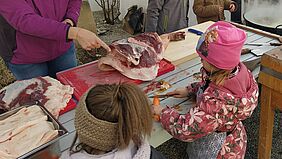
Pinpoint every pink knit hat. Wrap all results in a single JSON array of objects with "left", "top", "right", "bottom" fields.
[{"left": 196, "top": 21, "right": 247, "bottom": 70}]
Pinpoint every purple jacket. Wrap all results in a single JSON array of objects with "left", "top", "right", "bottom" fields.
[{"left": 0, "top": 0, "right": 82, "bottom": 64}]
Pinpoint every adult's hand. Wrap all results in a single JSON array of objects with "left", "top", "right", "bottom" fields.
[
  {"left": 169, "top": 32, "right": 186, "bottom": 41},
  {"left": 68, "top": 27, "right": 111, "bottom": 52},
  {"left": 166, "top": 87, "right": 190, "bottom": 98},
  {"left": 229, "top": 4, "right": 236, "bottom": 12},
  {"left": 62, "top": 19, "right": 74, "bottom": 26}
]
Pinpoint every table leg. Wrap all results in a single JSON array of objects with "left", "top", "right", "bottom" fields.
[{"left": 258, "top": 85, "right": 275, "bottom": 159}]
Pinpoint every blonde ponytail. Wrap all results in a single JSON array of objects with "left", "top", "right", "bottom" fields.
[{"left": 204, "top": 62, "right": 232, "bottom": 86}]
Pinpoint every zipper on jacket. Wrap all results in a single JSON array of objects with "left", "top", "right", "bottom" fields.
[
  {"left": 183, "top": 0, "right": 189, "bottom": 24},
  {"left": 163, "top": 15, "right": 168, "bottom": 33},
  {"left": 31, "top": 0, "right": 42, "bottom": 16}
]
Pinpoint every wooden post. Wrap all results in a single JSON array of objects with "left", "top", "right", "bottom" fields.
[
  {"left": 258, "top": 46, "right": 282, "bottom": 159},
  {"left": 258, "top": 85, "right": 275, "bottom": 159}
]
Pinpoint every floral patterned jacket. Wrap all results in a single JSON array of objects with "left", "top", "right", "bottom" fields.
[{"left": 160, "top": 63, "right": 259, "bottom": 159}]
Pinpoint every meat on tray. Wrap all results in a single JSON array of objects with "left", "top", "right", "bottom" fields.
[
  {"left": 0, "top": 76, "right": 73, "bottom": 117},
  {"left": 98, "top": 32, "right": 185, "bottom": 81},
  {"left": 0, "top": 106, "right": 58, "bottom": 159}
]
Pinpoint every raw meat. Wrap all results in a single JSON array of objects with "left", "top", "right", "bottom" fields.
[
  {"left": 0, "top": 76, "right": 73, "bottom": 117},
  {"left": 0, "top": 105, "right": 58, "bottom": 159},
  {"left": 98, "top": 32, "right": 185, "bottom": 81}
]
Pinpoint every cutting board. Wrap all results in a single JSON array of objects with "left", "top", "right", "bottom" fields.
[
  {"left": 57, "top": 59, "right": 175, "bottom": 100},
  {"left": 164, "top": 21, "right": 215, "bottom": 65},
  {"left": 59, "top": 98, "right": 77, "bottom": 115}
]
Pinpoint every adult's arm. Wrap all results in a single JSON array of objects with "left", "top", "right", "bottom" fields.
[
  {"left": 193, "top": 0, "right": 220, "bottom": 18},
  {"left": 0, "top": 0, "right": 70, "bottom": 41},
  {"left": 68, "top": 27, "right": 111, "bottom": 52},
  {"left": 145, "top": 0, "right": 165, "bottom": 32},
  {"left": 64, "top": 0, "right": 82, "bottom": 26}
]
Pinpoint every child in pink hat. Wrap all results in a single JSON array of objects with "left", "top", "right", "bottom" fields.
[{"left": 153, "top": 21, "right": 259, "bottom": 158}]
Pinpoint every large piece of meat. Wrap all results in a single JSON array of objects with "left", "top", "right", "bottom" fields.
[
  {"left": 98, "top": 32, "right": 185, "bottom": 81},
  {"left": 0, "top": 76, "right": 73, "bottom": 117},
  {"left": 0, "top": 106, "right": 58, "bottom": 159}
]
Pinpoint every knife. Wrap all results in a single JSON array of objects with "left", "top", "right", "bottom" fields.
[
  {"left": 242, "top": 58, "right": 261, "bottom": 71},
  {"left": 187, "top": 28, "right": 204, "bottom": 36},
  {"left": 148, "top": 94, "right": 172, "bottom": 98},
  {"left": 242, "top": 47, "right": 276, "bottom": 56},
  {"left": 245, "top": 42, "right": 282, "bottom": 46}
]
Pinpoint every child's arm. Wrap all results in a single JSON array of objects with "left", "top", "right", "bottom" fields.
[
  {"left": 165, "top": 82, "right": 200, "bottom": 98},
  {"left": 145, "top": 0, "right": 165, "bottom": 32},
  {"left": 160, "top": 85, "right": 259, "bottom": 142},
  {"left": 160, "top": 99, "right": 219, "bottom": 142},
  {"left": 193, "top": 0, "right": 221, "bottom": 18}
]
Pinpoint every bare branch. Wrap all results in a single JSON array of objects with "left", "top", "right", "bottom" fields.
[
  {"left": 94, "top": 0, "right": 120, "bottom": 24},
  {"left": 112, "top": 0, "right": 116, "bottom": 6},
  {"left": 94, "top": 0, "right": 103, "bottom": 8}
]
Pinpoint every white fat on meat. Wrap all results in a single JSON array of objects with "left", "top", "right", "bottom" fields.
[
  {"left": 98, "top": 32, "right": 164, "bottom": 81},
  {"left": 0, "top": 106, "right": 47, "bottom": 143},
  {"left": 43, "top": 77, "right": 73, "bottom": 117},
  {"left": 127, "top": 34, "right": 164, "bottom": 61},
  {"left": 99, "top": 55, "right": 159, "bottom": 81},
  {"left": 0, "top": 76, "right": 73, "bottom": 117},
  {"left": 0, "top": 106, "right": 58, "bottom": 159},
  {"left": 114, "top": 39, "right": 145, "bottom": 65}
]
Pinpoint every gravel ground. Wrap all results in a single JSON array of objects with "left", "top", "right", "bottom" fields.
[{"left": 0, "top": 58, "right": 15, "bottom": 89}]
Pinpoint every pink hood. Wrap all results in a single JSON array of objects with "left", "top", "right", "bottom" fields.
[{"left": 209, "top": 63, "right": 257, "bottom": 97}]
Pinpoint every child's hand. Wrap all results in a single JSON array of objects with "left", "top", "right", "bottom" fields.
[
  {"left": 153, "top": 105, "right": 163, "bottom": 115},
  {"left": 166, "top": 87, "right": 190, "bottom": 98},
  {"left": 229, "top": 4, "right": 236, "bottom": 12}
]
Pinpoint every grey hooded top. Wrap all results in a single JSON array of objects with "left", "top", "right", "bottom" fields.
[{"left": 145, "top": 0, "right": 189, "bottom": 35}]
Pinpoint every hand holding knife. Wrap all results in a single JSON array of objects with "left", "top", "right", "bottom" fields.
[{"left": 149, "top": 87, "right": 191, "bottom": 98}]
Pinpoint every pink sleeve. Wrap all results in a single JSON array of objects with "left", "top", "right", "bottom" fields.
[
  {"left": 0, "top": 0, "right": 69, "bottom": 41},
  {"left": 160, "top": 105, "right": 219, "bottom": 142},
  {"left": 64, "top": 0, "right": 82, "bottom": 26},
  {"left": 160, "top": 85, "right": 259, "bottom": 141}
]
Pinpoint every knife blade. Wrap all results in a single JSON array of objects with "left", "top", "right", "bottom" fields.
[
  {"left": 245, "top": 42, "right": 282, "bottom": 46},
  {"left": 252, "top": 46, "right": 277, "bottom": 56},
  {"left": 148, "top": 94, "right": 172, "bottom": 98},
  {"left": 242, "top": 46, "right": 276, "bottom": 56},
  {"left": 242, "top": 57, "right": 261, "bottom": 71}
]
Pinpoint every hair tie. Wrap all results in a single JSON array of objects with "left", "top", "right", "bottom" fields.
[
  {"left": 113, "top": 84, "right": 121, "bottom": 99},
  {"left": 118, "top": 94, "right": 125, "bottom": 103}
]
